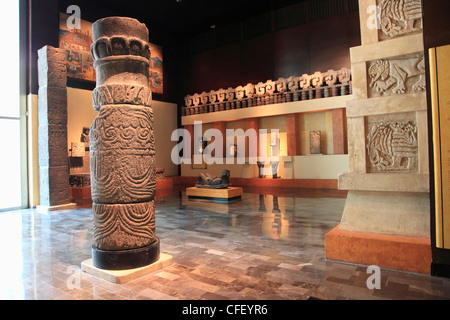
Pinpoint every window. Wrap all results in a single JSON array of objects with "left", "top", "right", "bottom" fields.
[{"left": 0, "top": 0, "right": 25, "bottom": 210}]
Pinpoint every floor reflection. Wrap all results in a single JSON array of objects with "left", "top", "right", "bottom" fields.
[{"left": 0, "top": 186, "right": 449, "bottom": 300}]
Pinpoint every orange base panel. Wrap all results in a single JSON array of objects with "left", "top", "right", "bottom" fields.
[{"left": 325, "top": 225, "right": 432, "bottom": 274}]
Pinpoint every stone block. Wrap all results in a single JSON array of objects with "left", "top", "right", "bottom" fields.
[
  {"left": 90, "top": 150, "right": 156, "bottom": 204},
  {"left": 37, "top": 46, "right": 67, "bottom": 88},
  {"left": 38, "top": 86, "right": 67, "bottom": 126},
  {"left": 38, "top": 124, "right": 68, "bottom": 168},
  {"left": 339, "top": 190, "right": 430, "bottom": 238},
  {"left": 39, "top": 166, "right": 70, "bottom": 207}
]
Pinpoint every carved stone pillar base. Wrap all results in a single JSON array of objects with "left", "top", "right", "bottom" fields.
[{"left": 91, "top": 239, "right": 160, "bottom": 270}]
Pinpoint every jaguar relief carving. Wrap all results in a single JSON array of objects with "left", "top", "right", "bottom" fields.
[{"left": 368, "top": 55, "right": 425, "bottom": 96}]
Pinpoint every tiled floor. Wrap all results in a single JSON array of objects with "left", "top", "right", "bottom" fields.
[{"left": 1, "top": 186, "right": 449, "bottom": 300}]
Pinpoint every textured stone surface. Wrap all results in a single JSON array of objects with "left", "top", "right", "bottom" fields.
[
  {"left": 93, "top": 200, "right": 156, "bottom": 250},
  {"left": 37, "top": 46, "right": 67, "bottom": 88},
  {"left": 37, "top": 86, "right": 67, "bottom": 126},
  {"left": 39, "top": 166, "right": 70, "bottom": 207},
  {"left": 92, "top": 84, "right": 152, "bottom": 111},
  {"left": 37, "top": 45, "right": 71, "bottom": 208},
  {"left": 38, "top": 124, "right": 68, "bottom": 168},
  {"left": 367, "top": 53, "right": 425, "bottom": 97},
  {"left": 90, "top": 17, "right": 157, "bottom": 251},
  {"left": 377, "top": 0, "right": 423, "bottom": 41}
]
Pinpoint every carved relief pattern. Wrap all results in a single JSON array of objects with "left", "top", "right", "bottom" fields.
[
  {"left": 93, "top": 84, "right": 152, "bottom": 111},
  {"left": 378, "top": 0, "right": 422, "bottom": 39},
  {"left": 367, "top": 121, "right": 418, "bottom": 172},
  {"left": 368, "top": 54, "right": 425, "bottom": 97},
  {"left": 93, "top": 201, "right": 156, "bottom": 250},
  {"left": 90, "top": 17, "right": 157, "bottom": 251}
]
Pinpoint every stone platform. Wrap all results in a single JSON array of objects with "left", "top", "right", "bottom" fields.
[
  {"left": 81, "top": 253, "right": 173, "bottom": 284},
  {"left": 186, "top": 186, "right": 243, "bottom": 202},
  {"left": 325, "top": 225, "right": 432, "bottom": 274}
]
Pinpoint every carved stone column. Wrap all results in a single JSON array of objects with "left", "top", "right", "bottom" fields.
[
  {"left": 37, "top": 46, "right": 75, "bottom": 213},
  {"left": 89, "top": 17, "right": 159, "bottom": 270}
]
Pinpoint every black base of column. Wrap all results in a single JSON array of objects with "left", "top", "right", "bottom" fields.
[{"left": 92, "top": 239, "right": 160, "bottom": 270}]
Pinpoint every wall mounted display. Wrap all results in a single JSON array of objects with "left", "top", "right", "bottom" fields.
[
  {"left": 59, "top": 13, "right": 95, "bottom": 82},
  {"left": 148, "top": 43, "right": 163, "bottom": 95},
  {"left": 59, "top": 13, "right": 163, "bottom": 95},
  {"left": 310, "top": 130, "right": 321, "bottom": 154}
]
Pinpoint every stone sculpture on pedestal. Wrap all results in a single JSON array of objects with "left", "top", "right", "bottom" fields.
[
  {"left": 195, "top": 170, "right": 230, "bottom": 189},
  {"left": 89, "top": 17, "right": 159, "bottom": 270}
]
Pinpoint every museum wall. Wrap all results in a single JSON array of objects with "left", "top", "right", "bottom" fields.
[
  {"left": 28, "top": 0, "right": 180, "bottom": 104},
  {"left": 66, "top": 88, "right": 179, "bottom": 177},
  {"left": 179, "top": 11, "right": 361, "bottom": 103}
]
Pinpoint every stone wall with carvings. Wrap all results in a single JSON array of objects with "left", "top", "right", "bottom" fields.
[{"left": 334, "top": 0, "right": 429, "bottom": 238}]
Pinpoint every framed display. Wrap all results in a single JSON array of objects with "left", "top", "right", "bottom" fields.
[
  {"left": 59, "top": 12, "right": 164, "bottom": 94},
  {"left": 59, "top": 13, "right": 95, "bottom": 82},
  {"left": 149, "top": 43, "right": 163, "bottom": 95}
]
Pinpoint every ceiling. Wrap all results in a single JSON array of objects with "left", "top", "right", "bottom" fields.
[{"left": 77, "top": 0, "right": 306, "bottom": 35}]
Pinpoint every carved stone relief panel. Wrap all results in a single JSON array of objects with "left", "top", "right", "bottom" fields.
[
  {"left": 377, "top": 0, "right": 423, "bottom": 41},
  {"left": 367, "top": 53, "right": 425, "bottom": 97},
  {"left": 366, "top": 112, "right": 418, "bottom": 172}
]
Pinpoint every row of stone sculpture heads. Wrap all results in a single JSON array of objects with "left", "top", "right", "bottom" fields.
[{"left": 184, "top": 67, "right": 351, "bottom": 107}]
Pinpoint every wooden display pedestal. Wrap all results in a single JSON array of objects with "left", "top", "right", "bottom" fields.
[
  {"left": 186, "top": 186, "right": 243, "bottom": 202},
  {"left": 325, "top": 225, "right": 432, "bottom": 274}
]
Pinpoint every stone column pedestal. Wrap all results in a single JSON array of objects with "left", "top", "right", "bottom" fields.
[{"left": 325, "top": 0, "right": 432, "bottom": 274}]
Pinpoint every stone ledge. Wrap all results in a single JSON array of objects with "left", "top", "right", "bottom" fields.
[
  {"left": 338, "top": 172, "right": 429, "bottom": 193},
  {"left": 325, "top": 225, "right": 431, "bottom": 274},
  {"left": 346, "top": 92, "right": 427, "bottom": 118},
  {"left": 81, "top": 253, "right": 173, "bottom": 284},
  {"left": 350, "top": 33, "right": 424, "bottom": 64}
]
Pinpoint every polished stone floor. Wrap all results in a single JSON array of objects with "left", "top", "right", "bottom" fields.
[{"left": 0, "top": 186, "right": 449, "bottom": 300}]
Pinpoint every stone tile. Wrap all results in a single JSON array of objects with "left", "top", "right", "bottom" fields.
[{"left": 1, "top": 188, "right": 450, "bottom": 301}]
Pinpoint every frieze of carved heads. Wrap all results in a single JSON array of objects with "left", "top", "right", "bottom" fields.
[
  {"left": 182, "top": 67, "right": 352, "bottom": 115},
  {"left": 378, "top": 0, "right": 423, "bottom": 39},
  {"left": 366, "top": 121, "right": 418, "bottom": 172},
  {"left": 368, "top": 54, "right": 425, "bottom": 96}
]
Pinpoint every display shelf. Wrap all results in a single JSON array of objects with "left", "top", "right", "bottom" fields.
[{"left": 181, "top": 94, "right": 352, "bottom": 125}]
